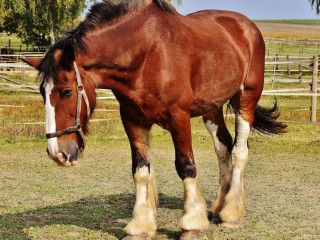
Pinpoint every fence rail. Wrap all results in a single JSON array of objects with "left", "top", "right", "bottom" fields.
[{"left": 0, "top": 53, "right": 319, "bottom": 123}]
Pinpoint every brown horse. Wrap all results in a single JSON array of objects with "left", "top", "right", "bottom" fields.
[{"left": 23, "top": 0, "right": 286, "bottom": 239}]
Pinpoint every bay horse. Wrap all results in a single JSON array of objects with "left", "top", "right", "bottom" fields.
[{"left": 23, "top": 0, "right": 286, "bottom": 239}]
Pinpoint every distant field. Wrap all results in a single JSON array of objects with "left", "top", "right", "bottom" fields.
[
  {"left": 255, "top": 19, "right": 320, "bottom": 25},
  {"left": 255, "top": 21, "right": 320, "bottom": 39}
]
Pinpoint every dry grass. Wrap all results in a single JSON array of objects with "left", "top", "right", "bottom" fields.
[
  {"left": 256, "top": 22, "right": 320, "bottom": 39},
  {"left": 0, "top": 121, "right": 319, "bottom": 239}
]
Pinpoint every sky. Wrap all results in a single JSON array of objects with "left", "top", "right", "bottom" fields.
[{"left": 172, "top": 0, "right": 319, "bottom": 20}]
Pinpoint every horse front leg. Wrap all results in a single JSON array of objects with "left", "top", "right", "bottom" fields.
[
  {"left": 169, "top": 111, "right": 209, "bottom": 240},
  {"left": 121, "top": 115, "right": 157, "bottom": 239}
]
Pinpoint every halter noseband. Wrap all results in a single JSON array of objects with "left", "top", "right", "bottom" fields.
[{"left": 45, "top": 62, "right": 91, "bottom": 151}]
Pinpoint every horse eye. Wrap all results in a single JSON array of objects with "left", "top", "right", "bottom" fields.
[{"left": 63, "top": 89, "right": 72, "bottom": 98}]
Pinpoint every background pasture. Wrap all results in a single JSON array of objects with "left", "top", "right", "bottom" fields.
[{"left": 0, "top": 21, "right": 319, "bottom": 239}]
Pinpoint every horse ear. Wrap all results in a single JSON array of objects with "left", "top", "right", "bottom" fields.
[
  {"left": 55, "top": 46, "right": 75, "bottom": 70},
  {"left": 21, "top": 58, "right": 43, "bottom": 70}
]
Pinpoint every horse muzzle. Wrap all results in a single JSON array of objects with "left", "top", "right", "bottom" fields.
[{"left": 46, "top": 142, "right": 79, "bottom": 167}]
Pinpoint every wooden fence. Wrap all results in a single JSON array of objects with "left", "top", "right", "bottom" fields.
[
  {"left": 265, "top": 55, "right": 319, "bottom": 83},
  {"left": 263, "top": 55, "right": 319, "bottom": 123},
  {"left": 0, "top": 53, "right": 319, "bottom": 123}
]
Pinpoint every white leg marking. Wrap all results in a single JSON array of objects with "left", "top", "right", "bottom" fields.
[
  {"left": 230, "top": 114, "right": 250, "bottom": 193},
  {"left": 232, "top": 115, "right": 250, "bottom": 178},
  {"left": 205, "top": 120, "right": 232, "bottom": 216},
  {"left": 45, "top": 79, "right": 59, "bottom": 156},
  {"left": 220, "top": 114, "right": 250, "bottom": 224},
  {"left": 180, "top": 178, "right": 209, "bottom": 231},
  {"left": 125, "top": 166, "right": 157, "bottom": 236},
  {"left": 204, "top": 120, "right": 230, "bottom": 163}
]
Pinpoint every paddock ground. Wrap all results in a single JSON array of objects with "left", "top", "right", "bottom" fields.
[{"left": 0, "top": 103, "right": 319, "bottom": 239}]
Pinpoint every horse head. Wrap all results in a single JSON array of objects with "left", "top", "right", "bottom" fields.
[{"left": 23, "top": 49, "right": 96, "bottom": 166}]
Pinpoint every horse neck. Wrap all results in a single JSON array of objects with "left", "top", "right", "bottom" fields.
[{"left": 79, "top": 4, "right": 160, "bottom": 92}]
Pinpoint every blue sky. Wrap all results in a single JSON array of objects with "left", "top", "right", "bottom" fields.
[{"left": 172, "top": 0, "right": 319, "bottom": 20}]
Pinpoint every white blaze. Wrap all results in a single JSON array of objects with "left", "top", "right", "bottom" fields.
[{"left": 45, "top": 78, "right": 59, "bottom": 156}]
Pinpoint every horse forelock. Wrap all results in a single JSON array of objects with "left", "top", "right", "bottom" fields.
[{"left": 38, "top": 49, "right": 59, "bottom": 85}]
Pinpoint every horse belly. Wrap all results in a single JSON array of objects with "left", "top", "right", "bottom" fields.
[
  {"left": 189, "top": 54, "right": 244, "bottom": 117},
  {"left": 190, "top": 99, "right": 220, "bottom": 117},
  {"left": 189, "top": 87, "right": 237, "bottom": 117}
]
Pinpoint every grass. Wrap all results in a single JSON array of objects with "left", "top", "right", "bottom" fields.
[
  {"left": 255, "top": 19, "right": 320, "bottom": 25},
  {"left": 0, "top": 118, "right": 319, "bottom": 239},
  {"left": 0, "top": 33, "right": 38, "bottom": 52},
  {"left": 265, "top": 43, "right": 319, "bottom": 56}
]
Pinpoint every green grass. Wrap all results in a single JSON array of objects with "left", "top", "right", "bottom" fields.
[
  {"left": 255, "top": 19, "right": 320, "bottom": 25},
  {"left": 0, "top": 33, "right": 38, "bottom": 51},
  {"left": 265, "top": 43, "right": 320, "bottom": 56},
  {"left": 0, "top": 119, "right": 319, "bottom": 239}
]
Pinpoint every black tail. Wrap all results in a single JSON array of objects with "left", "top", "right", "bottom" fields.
[{"left": 253, "top": 101, "right": 287, "bottom": 134}]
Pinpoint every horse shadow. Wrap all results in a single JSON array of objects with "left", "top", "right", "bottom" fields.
[{"left": 0, "top": 193, "right": 183, "bottom": 240}]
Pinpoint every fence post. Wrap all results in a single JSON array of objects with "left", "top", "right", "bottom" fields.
[
  {"left": 299, "top": 62, "right": 302, "bottom": 82},
  {"left": 311, "top": 55, "right": 318, "bottom": 123},
  {"left": 286, "top": 55, "right": 290, "bottom": 76}
]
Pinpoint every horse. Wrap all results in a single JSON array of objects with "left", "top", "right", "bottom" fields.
[{"left": 23, "top": 0, "right": 286, "bottom": 239}]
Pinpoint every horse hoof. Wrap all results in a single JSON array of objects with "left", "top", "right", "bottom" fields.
[
  {"left": 122, "top": 234, "right": 151, "bottom": 240},
  {"left": 180, "top": 230, "right": 208, "bottom": 240},
  {"left": 221, "top": 221, "right": 244, "bottom": 228}
]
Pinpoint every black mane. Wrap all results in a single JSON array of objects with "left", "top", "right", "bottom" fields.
[{"left": 39, "top": 0, "right": 175, "bottom": 82}]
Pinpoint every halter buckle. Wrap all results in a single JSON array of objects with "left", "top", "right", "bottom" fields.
[{"left": 77, "top": 85, "right": 84, "bottom": 93}]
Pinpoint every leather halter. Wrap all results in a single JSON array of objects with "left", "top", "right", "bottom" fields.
[{"left": 45, "top": 62, "right": 91, "bottom": 151}]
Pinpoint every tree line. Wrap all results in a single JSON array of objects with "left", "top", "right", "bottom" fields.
[
  {"left": 0, "top": 0, "right": 318, "bottom": 50},
  {"left": 0, "top": 0, "right": 96, "bottom": 47}
]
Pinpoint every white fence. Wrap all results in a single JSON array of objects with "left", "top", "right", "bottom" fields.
[{"left": 0, "top": 53, "right": 319, "bottom": 123}]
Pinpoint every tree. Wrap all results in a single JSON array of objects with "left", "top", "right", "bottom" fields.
[
  {"left": 1, "top": 0, "right": 93, "bottom": 47},
  {"left": 309, "top": 0, "right": 320, "bottom": 14}
]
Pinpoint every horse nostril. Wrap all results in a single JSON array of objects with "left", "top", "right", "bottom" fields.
[
  {"left": 59, "top": 147, "right": 79, "bottom": 167},
  {"left": 60, "top": 151, "right": 71, "bottom": 162}
]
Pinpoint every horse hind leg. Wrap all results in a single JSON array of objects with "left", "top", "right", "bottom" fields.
[
  {"left": 219, "top": 62, "right": 286, "bottom": 228},
  {"left": 203, "top": 108, "right": 233, "bottom": 223},
  {"left": 215, "top": 36, "right": 267, "bottom": 227},
  {"left": 218, "top": 76, "right": 262, "bottom": 227}
]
